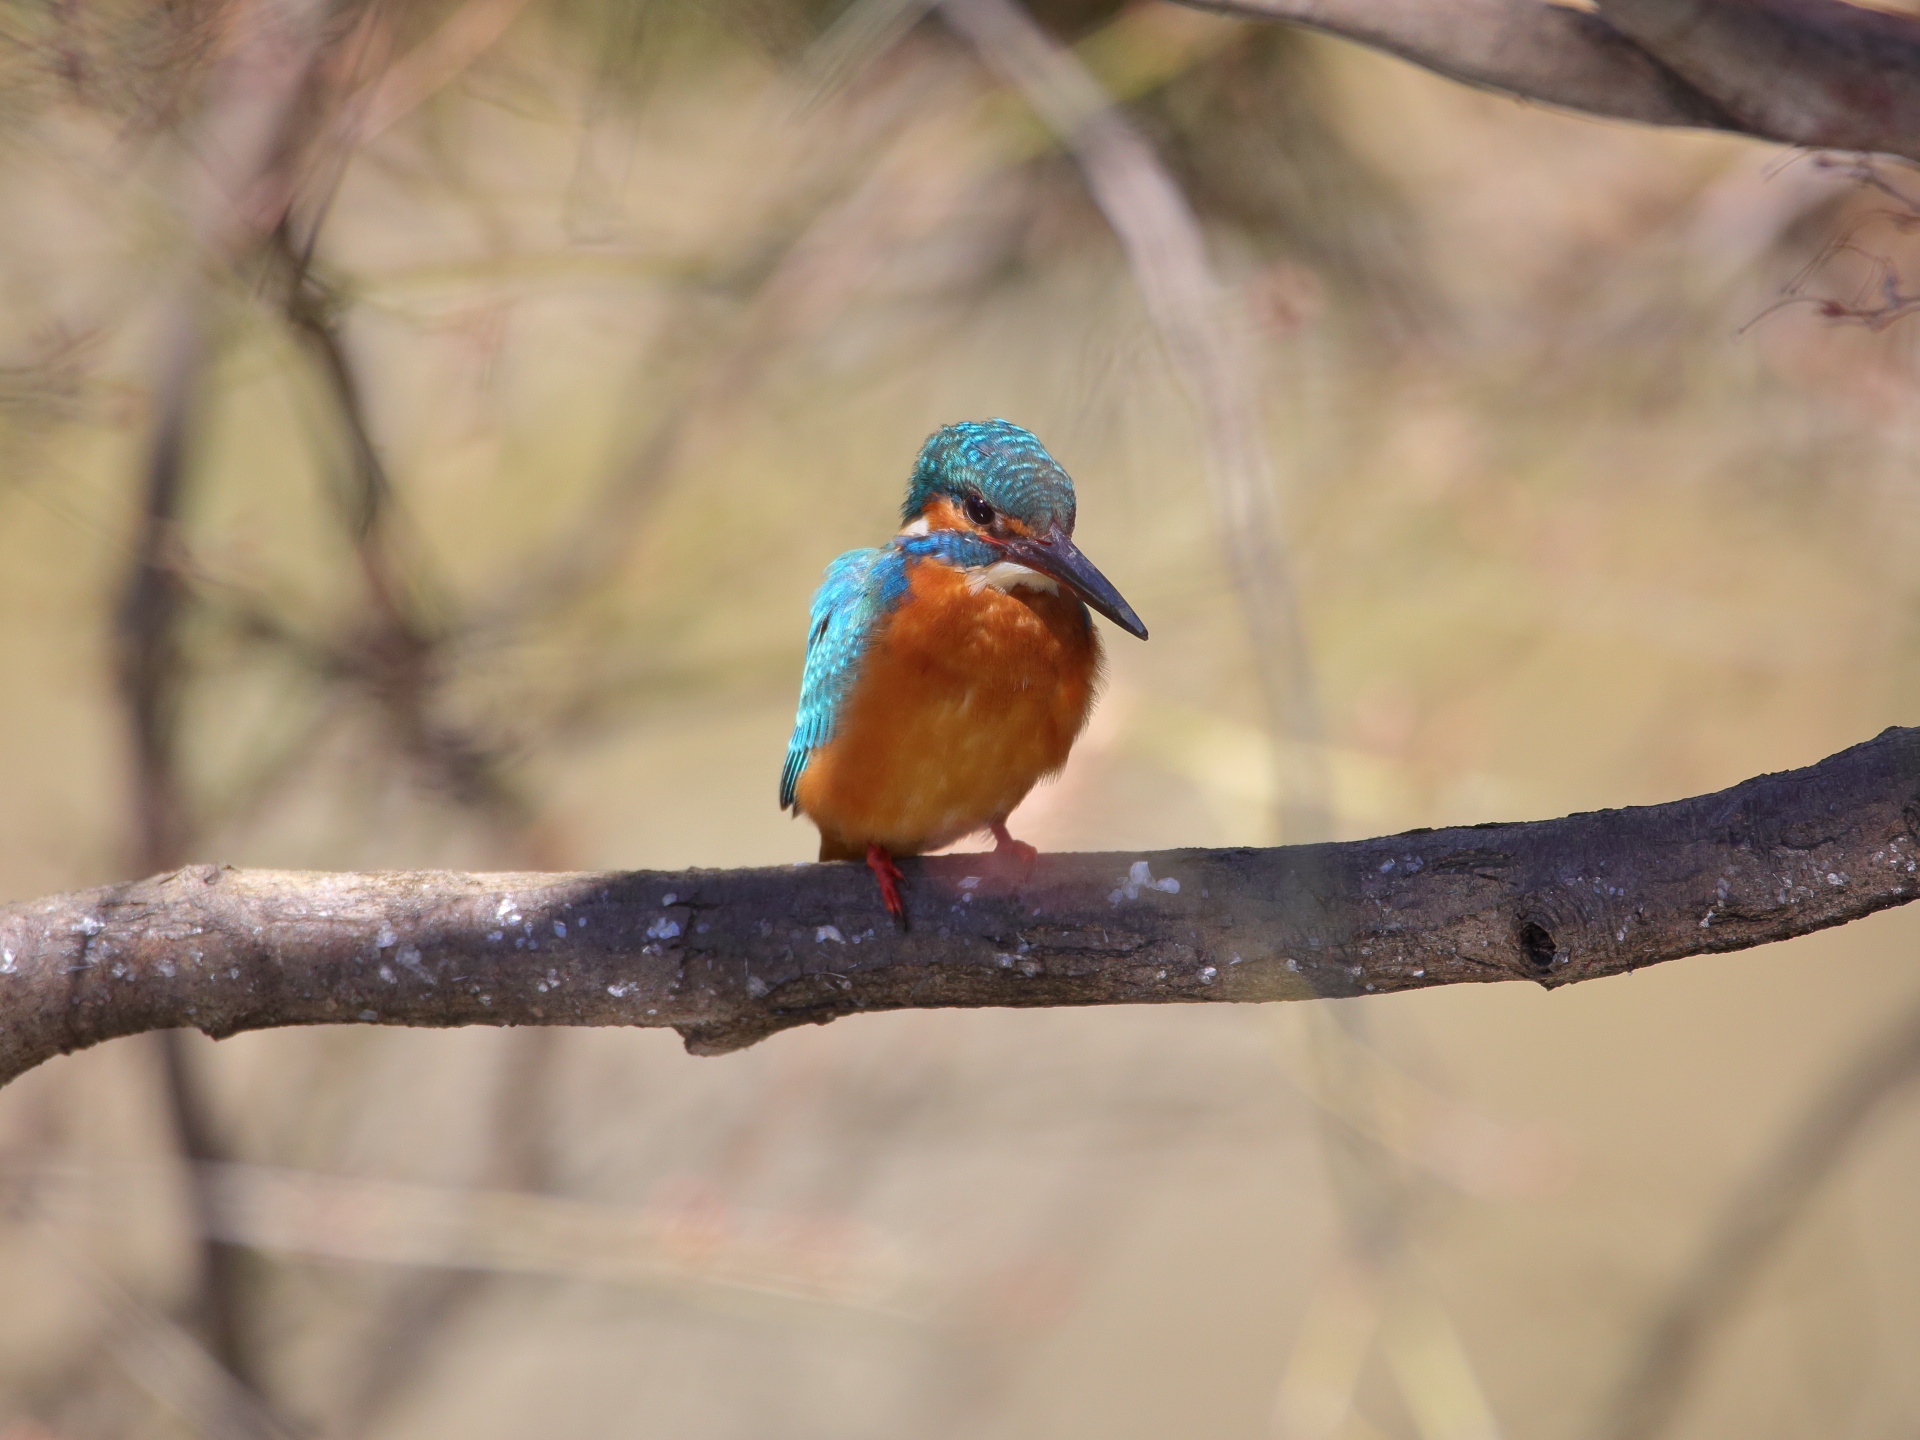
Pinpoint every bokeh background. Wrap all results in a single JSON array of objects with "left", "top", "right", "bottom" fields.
[{"left": 3, "top": 2, "right": 1920, "bottom": 1437}]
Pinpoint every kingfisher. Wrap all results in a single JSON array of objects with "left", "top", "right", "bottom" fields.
[{"left": 781, "top": 420, "right": 1148, "bottom": 920}]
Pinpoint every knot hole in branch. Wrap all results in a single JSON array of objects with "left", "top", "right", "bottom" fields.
[
  {"left": 1517, "top": 919, "right": 1559, "bottom": 977},
  {"left": 1902, "top": 791, "right": 1920, "bottom": 846}
]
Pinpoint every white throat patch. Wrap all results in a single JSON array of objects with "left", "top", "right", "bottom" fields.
[{"left": 967, "top": 561, "right": 1059, "bottom": 596}]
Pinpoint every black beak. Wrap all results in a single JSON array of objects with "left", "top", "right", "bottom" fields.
[{"left": 1001, "top": 523, "right": 1148, "bottom": 640}]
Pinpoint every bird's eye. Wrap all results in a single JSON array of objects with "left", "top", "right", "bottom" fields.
[{"left": 963, "top": 493, "right": 995, "bottom": 527}]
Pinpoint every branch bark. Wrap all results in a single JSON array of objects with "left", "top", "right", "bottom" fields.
[
  {"left": 4, "top": 727, "right": 1919, "bottom": 1085},
  {"left": 1174, "top": 0, "right": 1920, "bottom": 164}
]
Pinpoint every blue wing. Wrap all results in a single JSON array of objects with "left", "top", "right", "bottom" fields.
[{"left": 781, "top": 546, "right": 894, "bottom": 811}]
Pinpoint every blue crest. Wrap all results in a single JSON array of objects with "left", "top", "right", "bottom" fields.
[{"left": 901, "top": 419, "right": 1078, "bottom": 535}]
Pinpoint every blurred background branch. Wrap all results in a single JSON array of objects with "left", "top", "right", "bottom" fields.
[
  {"left": 1597, "top": 989, "right": 1920, "bottom": 1440},
  {"left": 113, "top": 0, "right": 361, "bottom": 1425},
  {"left": 1177, "top": 0, "right": 1920, "bottom": 160},
  {"left": 940, "top": 0, "right": 1329, "bottom": 842}
]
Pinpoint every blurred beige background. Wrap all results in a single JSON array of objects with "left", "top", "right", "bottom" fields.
[{"left": 3, "top": 3, "right": 1920, "bottom": 1437}]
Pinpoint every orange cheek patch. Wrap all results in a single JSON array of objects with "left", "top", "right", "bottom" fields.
[
  {"left": 913, "top": 494, "right": 1040, "bottom": 541},
  {"left": 918, "top": 496, "right": 972, "bottom": 533}
]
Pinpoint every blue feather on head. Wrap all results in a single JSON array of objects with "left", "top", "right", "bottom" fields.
[{"left": 902, "top": 419, "right": 1079, "bottom": 536}]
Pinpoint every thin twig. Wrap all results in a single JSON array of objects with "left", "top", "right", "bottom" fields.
[
  {"left": 269, "top": 225, "right": 560, "bottom": 865},
  {"left": 34, "top": 1225, "right": 301, "bottom": 1440},
  {"left": 467, "top": 48, "right": 991, "bottom": 634}
]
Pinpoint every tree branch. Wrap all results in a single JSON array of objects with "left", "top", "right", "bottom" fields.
[
  {"left": 1179, "top": 0, "right": 1739, "bottom": 130},
  {"left": 4, "top": 726, "right": 1919, "bottom": 1086},
  {"left": 1173, "top": 0, "right": 1920, "bottom": 164},
  {"left": 1594, "top": 0, "right": 1920, "bottom": 158}
]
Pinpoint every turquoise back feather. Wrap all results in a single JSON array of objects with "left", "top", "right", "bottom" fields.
[{"left": 782, "top": 546, "right": 884, "bottom": 811}]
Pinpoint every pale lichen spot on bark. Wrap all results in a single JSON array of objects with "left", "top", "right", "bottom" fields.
[{"left": 1109, "top": 860, "right": 1180, "bottom": 903}]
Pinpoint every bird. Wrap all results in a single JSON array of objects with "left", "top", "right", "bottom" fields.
[{"left": 781, "top": 419, "right": 1148, "bottom": 921}]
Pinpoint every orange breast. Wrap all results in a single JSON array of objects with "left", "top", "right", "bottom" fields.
[{"left": 795, "top": 560, "right": 1101, "bottom": 857}]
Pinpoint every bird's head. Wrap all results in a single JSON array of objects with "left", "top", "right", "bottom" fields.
[{"left": 901, "top": 419, "right": 1147, "bottom": 639}]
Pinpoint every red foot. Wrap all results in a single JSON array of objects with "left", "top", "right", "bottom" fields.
[
  {"left": 866, "top": 843, "right": 906, "bottom": 923},
  {"left": 990, "top": 822, "right": 1038, "bottom": 869}
]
